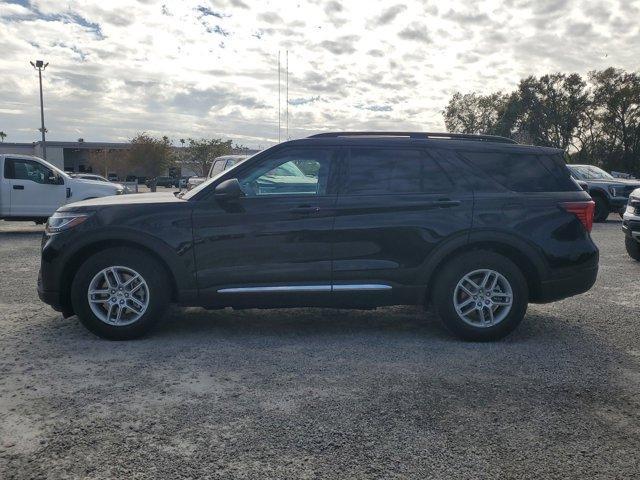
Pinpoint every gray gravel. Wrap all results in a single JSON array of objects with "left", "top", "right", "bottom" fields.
[{"left": 0, "top": 217, "right": 639, "bottom": 479}]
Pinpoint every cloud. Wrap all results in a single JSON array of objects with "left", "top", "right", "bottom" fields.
[
  {"left": 398, "top": 23, "right": 431, "bottom": 43},
  {"left": 258, "top": 11, "right": 282, "bottom": 24},
  {"left": 0, "top": 0, "right": 637, "bottom": 147},
  {"left": 370, "top": 5, "right": 406, "bottom": 26},
  {"left": 356, "top": 104, "right": 393, "bottom": 112},
  {"left": 319, "top": 35, "right": 359, "bottom": 55},
  {"left": 441, "top": 9, "right": 491, "bottom": 25},
  {"left": 289, "top": 96, "right": 320, "bottom": 105}
]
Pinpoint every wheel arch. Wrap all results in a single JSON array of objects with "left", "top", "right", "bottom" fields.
[
  {"left": 59, "top": 240, "right": 181, "bottom": 315},
  {"left": 421, "top": 232, "right": 547, "bottom": 303}
]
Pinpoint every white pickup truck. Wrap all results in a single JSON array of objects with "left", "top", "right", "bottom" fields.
[
  {"left": 186, "top": 154, "right": 251, "bottom": 190},
  {"left": 1, "top": 154, "right": 124, "bottom": 223}
]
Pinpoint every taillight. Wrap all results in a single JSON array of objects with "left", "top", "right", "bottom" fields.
[{"left": 560, "top": 201, "right": 595, "bottom": 232}]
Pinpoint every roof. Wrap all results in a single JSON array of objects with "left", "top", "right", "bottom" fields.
[{"left": 278, "top": 132, "right": 563, "bottom": 154}]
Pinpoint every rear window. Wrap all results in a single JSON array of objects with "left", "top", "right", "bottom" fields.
[
  {"left": 457, "top": 151, "right": 577, "bottom": 192},
  {"left": 343, "top": 148, "right": 452, "bottom": 195}
]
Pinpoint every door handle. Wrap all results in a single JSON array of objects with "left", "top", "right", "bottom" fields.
[
  {"left": 289, "top": 205, "right": 320, "bottom": 215},
  {"left": 13, "top": 185, "right": 24, "bottom": 190},
  {"left": 435, "top": 198, "right": 461, "bottom": 208}
]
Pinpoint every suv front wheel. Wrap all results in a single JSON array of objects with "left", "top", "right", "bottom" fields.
[
  {"left": 432, "top": 251, "right": 528, "bottom": 341},
  {"left": 70, "top": 248, "right": 170, "bottom": 340}
]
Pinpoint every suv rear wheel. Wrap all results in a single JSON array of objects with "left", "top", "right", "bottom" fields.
[
  {"left": 432, "top": 251, "right": 528, "bottom": 341},
  {"left": 70, "top": 248, "right": 170, "bottom": 340}
]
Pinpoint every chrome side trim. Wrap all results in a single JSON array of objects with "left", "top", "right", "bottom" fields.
[
  {"left": 332, "top": 284, "right": 392, "bottom": 291},
  {"left": 217, "top": 284, "right": 393, "bottom": 293},
  {"left": 218, "top": 285, "right": 332, "bottom": 293}
]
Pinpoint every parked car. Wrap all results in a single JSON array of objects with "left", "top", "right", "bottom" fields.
[
  {"left": 0, "top": 154, "right": 124, "bottom": 224},
  {"left": 145, "top": 176, "right": 175, "bottom": 188},
  {"left": 567, "top": 164, "right": 640, "bottom": 222},
  {"left": 125, "top": 175, "right": 138, "bottom": 183},
  {"left": 38, "top": 132, "right": 598, "bottom": 341},
  {"left": 187, "top": 155, "right": 251, "bottom": 190},
  {"left": 107, "top": 173, "right": 118, "bottom": 182},
  {"left": 72, "top": 173, "right": 109, "bottom": 182},
  {"left": 622, "top": 188, "right": 640, "bottom": 261}
]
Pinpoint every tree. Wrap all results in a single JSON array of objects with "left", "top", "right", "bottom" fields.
[
  {"left": 127, "top": 133, "right": 175, "bottom": 179},
  {"left": 442, "top": 68, "right": 640, "bottom": 176},
  {"left": 515, "top": 73, "right": 589, "bottom": 149},
  {"left": 443, "top": 92, "right": 519, "bottom": 138},
  {"left": 588, "top": 68, "right": 640, "bottom": 174},
  {"left": 0, "top": 131, "right": 6, "bottom": 143},
  {"left": 183, "top": 138, "right": 233, "bottom": 177}
]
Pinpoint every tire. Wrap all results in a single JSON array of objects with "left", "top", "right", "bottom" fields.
[
  {"left": 626, "top": 236, "right": 640, "bottom": 261},
  {"left": 431, "top": 250, "right": 529, "bottom": 341},
  {"left": 70, "top": 247, "right": 170, "bottom": 340},
  {"left": 593, "top": 195, "right": 609, "bottom": 223}
]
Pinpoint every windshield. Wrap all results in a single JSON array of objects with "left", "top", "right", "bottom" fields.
[
  {"left": 569, "top": 165, "right": 614, "bottom": 180},
  {"left": 181, "top": 152, "right": 258, "bottom": 200}
]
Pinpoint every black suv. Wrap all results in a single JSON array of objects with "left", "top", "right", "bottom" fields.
[{"left": 38, "top": 132, "right": 598, "bottom": 341}]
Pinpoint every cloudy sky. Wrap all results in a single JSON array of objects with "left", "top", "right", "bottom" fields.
[{"left": 1, "top": 0, "right": 639, "bottom": 148}]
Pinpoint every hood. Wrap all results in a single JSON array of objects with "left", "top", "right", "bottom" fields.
[
  {"left": 72, "top": 177, "right": 124, "bottom": 189},
  {"left": 589, "top": 178, "right": 640, "bottom": 186},
  {"left": 60, "top": 192, "right": 184, "bottom": 211}
]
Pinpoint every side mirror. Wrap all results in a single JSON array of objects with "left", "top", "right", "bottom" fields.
[
  {"left": 214, "top": 178, "right": 244, "bottom": 200},
  {"left": 49, "top": 174, "right": 63, "bottom": 185}
]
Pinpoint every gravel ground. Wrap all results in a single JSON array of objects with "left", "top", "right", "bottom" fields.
[{"left": 0, "top": 217, "right": 638, "bottom": 479}]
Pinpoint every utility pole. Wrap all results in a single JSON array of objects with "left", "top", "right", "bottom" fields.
[
  {"left": 30, "top": 60, "right": 49, "bottom": 160},
  {"left": 286, "top": 50, "right": 289, "bottom": 140},
  {"left": 277, "top": 51, "right": 281, "bottom": 143}
]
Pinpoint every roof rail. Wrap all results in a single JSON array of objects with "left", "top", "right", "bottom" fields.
[{"left": 307, "top": 131, "right": 518, "bottom": 144}]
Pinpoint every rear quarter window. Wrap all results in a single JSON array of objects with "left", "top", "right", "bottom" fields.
[{"left": 457, "top": 151, "right": 578, "bottom": 192}]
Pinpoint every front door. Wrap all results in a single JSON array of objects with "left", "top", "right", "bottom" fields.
[
  {"left": 4, "top": 157, "right": 67, "bottom": 217},
  {"left": 192, "top": 146, "right": 339, "bottom": 307}
]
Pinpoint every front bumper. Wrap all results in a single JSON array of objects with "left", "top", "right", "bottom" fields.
[
  {"left": 37, "top": 269, "right": 62, "bottom": 311},
  {"left": 622, "top": 210, "right": 640, "bottom": 242}
]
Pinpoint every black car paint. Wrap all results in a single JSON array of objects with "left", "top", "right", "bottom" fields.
[{"left": 39, "top": 137, "right": 598, "bottom": 315}]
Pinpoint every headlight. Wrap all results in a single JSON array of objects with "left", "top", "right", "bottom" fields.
[
  {"left": 116, "top": 188, "right": 125, "bottom": 195},
  {"left": 45, "top": 212, "right": 91, "bottom": 234}
]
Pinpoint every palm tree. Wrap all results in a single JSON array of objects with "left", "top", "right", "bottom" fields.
[
  {"left": 180, "top": 138, "right": 185, "bottom": 147},
  {"left": 0, "top": 131, "right": 6, "bottom": 143}
]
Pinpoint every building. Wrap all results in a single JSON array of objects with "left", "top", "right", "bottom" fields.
[
  {"left": 0, "top": 140, "right": 130, "bottom": 173},
  {"left": 0, "top": 140, "right": 261, "bottom": 178}
]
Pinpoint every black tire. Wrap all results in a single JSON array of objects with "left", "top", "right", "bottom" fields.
[
  {"left": 626, "top": 236, "right": 640, "bottom": 261},
  {"left": 431, "top": 250, "right": 529, "bottom": 341},
  {"left": 593, "top": 195, "right": 609, "bottom": 223},
  {"left": 70, "top": 247, "right": 170, "bottom": 340}
]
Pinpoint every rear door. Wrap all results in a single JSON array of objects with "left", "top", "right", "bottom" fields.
[
  {"left": 332, "top": 146, "right": 473, "bottom": 303},
  {"left": 4, "top": 157, "right": 67, "bottom": 217}
]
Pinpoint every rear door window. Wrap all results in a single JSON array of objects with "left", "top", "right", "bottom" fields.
[
  {"left": 342, "top": 148, "right": 452, "bottom": 195},
  {"left": 457, "top": 151, "right": 576, "bottom": 192}
]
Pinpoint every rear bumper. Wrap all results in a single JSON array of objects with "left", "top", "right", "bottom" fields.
[{"left": 535, "top": 263, "right": 598, "bottom": 303}]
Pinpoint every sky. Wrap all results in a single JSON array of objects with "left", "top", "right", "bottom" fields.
[{"left": 1, "top": 0, "right": 639, "bottom": 149}]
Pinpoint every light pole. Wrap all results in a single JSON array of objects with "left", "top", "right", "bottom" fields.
[{"left": 30, "top": 60, "right": 48, "bottom": 160}]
